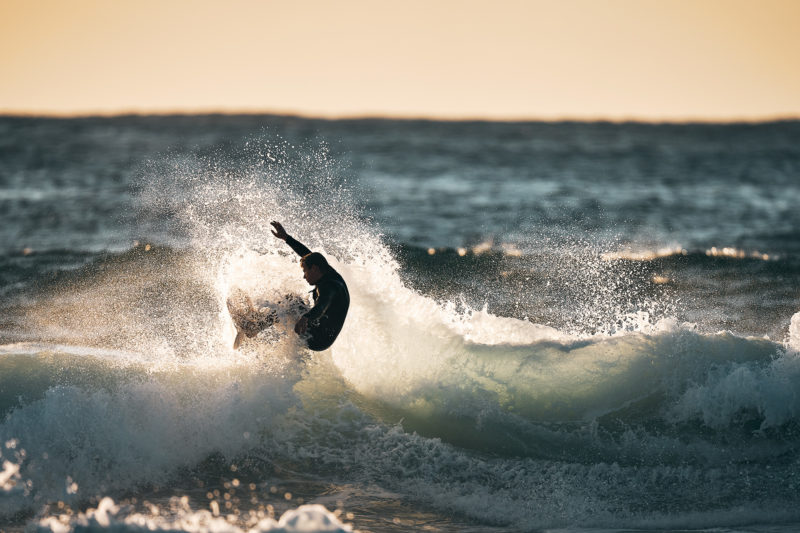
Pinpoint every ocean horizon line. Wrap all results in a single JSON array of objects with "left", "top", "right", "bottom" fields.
[{"left": 2, "top": 108, "right": 799, "bottom": 125}]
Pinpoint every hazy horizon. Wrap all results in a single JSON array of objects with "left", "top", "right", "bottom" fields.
[
  {"left": 3, "top": 108, "right": 800, "bottom": 124},
  {"left": 3, "top": 0, "right": 799, "bottom": 122}
]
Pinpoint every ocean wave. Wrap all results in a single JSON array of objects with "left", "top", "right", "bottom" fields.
[
  {"left": 2, "top": 142, "right": 799, "bottom": 530},
  {"left": 1, "top": 311, "right": 797, "bottom": 520},
  {"left": 0, "top": 346, "right": 302, "bottom": 517}
]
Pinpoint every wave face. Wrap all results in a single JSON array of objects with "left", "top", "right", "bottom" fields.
[{"left": 1, "top": 116, "right": 800, "bottom": 532}]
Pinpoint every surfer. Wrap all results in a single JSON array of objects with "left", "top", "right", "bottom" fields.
[{"left": 270, "top": 221, "right": 350, "bottom": 351}]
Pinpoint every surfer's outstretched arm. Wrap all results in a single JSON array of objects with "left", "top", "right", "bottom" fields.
[{"left": 271, "top": 221, "right": 311, "bottom": 257}]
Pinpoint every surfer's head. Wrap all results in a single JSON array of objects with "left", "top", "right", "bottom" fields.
[{"left": 300, "top": 252, "right": 329, "bottom": 284}]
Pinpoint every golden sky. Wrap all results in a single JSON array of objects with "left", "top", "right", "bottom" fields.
[{"left": 2, "top": 0, "right": 799, "bottom": 120}]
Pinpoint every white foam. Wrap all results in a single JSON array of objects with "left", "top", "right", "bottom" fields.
[
  {"left": 0, "top": 459, "right": 20, "bottom": 492},
  {"left": 789, "top": 311, "right": 800, "bottom": 353},
  {"left": 36, "top": 497, "right": 352, "bottom": 533},
  {"left": 667, "top": 341, "right": 800, "bottom": 429},
  {"left": 0, "top": 360, "right": 300, "bottom": 516},
  {"left": 0, "top": 439, "right": 26, "bottom": 496}
]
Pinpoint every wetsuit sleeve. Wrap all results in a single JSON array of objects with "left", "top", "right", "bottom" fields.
[{"left": 285, "top": 235, "right": 312, "bottom": 258}]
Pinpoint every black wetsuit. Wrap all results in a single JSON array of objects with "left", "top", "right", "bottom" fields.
[{"left": 285, "top": 236, "right": 350, "bottom": 351}]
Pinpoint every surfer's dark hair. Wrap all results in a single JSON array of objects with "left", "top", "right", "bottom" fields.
[{"left": 301, "top": 252, "right": 329, "bottom": 271}]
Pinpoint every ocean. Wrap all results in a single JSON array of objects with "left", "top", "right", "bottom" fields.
[{"left": 1, "top": 115, "right": 799, "bottom": 532}]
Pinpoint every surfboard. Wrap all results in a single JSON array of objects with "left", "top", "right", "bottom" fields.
[{"left": 226, "top": 290, "right": 308, "bottom": 349}]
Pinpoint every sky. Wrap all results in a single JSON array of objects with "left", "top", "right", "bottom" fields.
[{"left": 2, "top": 0, "right": 799, "bottom": 121}]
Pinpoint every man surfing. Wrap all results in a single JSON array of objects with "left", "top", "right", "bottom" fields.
[{"left": 270, "top": 221, "right": 350, "bottom": 351}]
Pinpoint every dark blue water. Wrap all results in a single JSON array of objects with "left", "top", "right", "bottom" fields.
[{"left": 1, "top": 115, "right": 799, "bottom": 532}]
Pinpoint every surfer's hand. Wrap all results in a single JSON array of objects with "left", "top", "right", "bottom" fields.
[
  {"left": 271, "top": 221, "right": 289, "bottom": 241},
  {"left": 294, "top": 316, "right": 308, "bottom": 335}
]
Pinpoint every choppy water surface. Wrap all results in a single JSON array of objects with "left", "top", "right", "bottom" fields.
[{"left": 1, "top": 115, "right": 799, "bottom": 532}]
